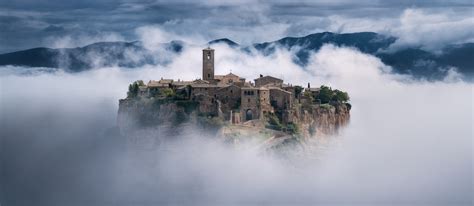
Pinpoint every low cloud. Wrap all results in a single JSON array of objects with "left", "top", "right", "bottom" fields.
[
  {"left": 45, "top": 32, "right": 126, "bottom": 49},
  {"left": 0, "top": 42, "right": 471, "bottom": 205}
]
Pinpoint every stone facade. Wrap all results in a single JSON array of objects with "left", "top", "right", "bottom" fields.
[
  {"left": 215, "top": 73, "right": 245, "bottom": 85},
  {"left": 254, "top": 75, "right": 283, "bottom": 87},
  {"left": 269, "top": 87, "right": 293, "bottom": 110},
  {"left": 203, "top": 47, "right": 214, "bottom": 81},
  {"left": 135, "top": 47, "right": 321, "bottom": 124}
]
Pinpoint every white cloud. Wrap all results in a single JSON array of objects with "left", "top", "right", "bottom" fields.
[
  {"left": 391, "top": 8, "right": 474, "bottom": 50},
  {"left": 319, "top": 8, "right": 474, "bottom": 50},
  {"left": 0, "top": 42, "right": 471, "bottom": 204},
  {"left": 45, "top": 32, "right": 125, "bottom": 48}
]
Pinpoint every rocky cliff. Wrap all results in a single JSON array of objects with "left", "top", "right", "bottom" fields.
[
  {"left": 291, "top": 103, "right": 351, "bottom": 138},
  {"left": 117, "top": 97, "right": 351, "bottom": 148}
]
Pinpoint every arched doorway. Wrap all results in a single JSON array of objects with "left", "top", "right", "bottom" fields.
[{"left": 245, "top": 109, "right": 253, "bottom": 120}]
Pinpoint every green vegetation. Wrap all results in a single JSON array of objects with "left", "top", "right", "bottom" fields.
[
  {"left": 286, "top": 122, "right": 299, "bottom": 134},
  {"left": 127, "top": 80, "right": 144, "bottom": 98},
  {"left": 345, "top": 102, "right": 352, "bottom": 110},
  {"left": 303, "top": 90, "right": 314, "bottom": 102},
  {"left": 264, "top": 112, "right": 300, "bottom": 134},
  {"left": 315, "top": 85, "right": 350, "bottom": 104},
  {"left": 161, "top": 88, "right": 175, "bottom": 97},
  {"left": 294, "top": 85, "right": 303, "bottom": 98},
  {"left": 319, "top": 103, "right": 333, "bottom": 110},
  {"left": 265, "top": 112, "right": 283, "bottom": 131},
  {"left": 174, "top": 89, "right": 188, "bottom": 100}
]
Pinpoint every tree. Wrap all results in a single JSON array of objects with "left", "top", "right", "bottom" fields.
[
  {"left": 332, "top": 89, "right": 350, "bottom": 103},
  {"left": 316, "top": 85, "right": 333, "bottom": 104},
  {"left": 294, "top": 86, "right": 303, "bottom": 98},
  {"left": 136, "top": 80, "right": 145, "bottom": 86},
  {"left": 127, "top": 80, "right": 142, "bottom": 98}
]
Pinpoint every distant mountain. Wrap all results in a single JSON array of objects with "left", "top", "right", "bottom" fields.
[
  {"left": 377, "top": 44, "right": 474, "bottom": 79},
  {"left": 249, "top": 32, "right": 473, "bottom": 80},
  {"left": 208, "top": 38, "right": 239, "bottom": 47},
  {"left": 253, "top": 32, "right": 396, "bottom": 65},
  {"left": 0, "top": 32, "right": 472, "bottom": 80},
  {"left": 0, "top": 41, "right": 183, "bottom": 72}
]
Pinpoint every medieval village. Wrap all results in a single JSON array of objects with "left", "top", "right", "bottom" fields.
[{"left": 119, "top": 47, "right": 350, "bottom": 137}]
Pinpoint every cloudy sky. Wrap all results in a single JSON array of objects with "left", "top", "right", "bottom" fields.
[
  {"left": 1, "top": 1, "right": 472, "bottom": 205},
  {"left": 1, "top": 0, "right": 473, "bottom": 53}
]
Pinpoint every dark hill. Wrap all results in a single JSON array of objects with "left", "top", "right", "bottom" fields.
[{"left": 0, "top": 32, "right": 472, "bottom": 80}]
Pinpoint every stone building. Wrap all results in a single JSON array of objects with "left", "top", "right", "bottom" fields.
[
  {"left": 269, "top": 87, "right": 293, "bottom": 110},
  {"left": 240, "top": 87, "right": 272, "bottom": 120},
  {"left": 215, "top": 73, "right": 245, "bottom": 85},
  {"left": 139, "top": 47, "right": 319, "bottom": 124},
  {"left": 254, "top": 75, "right": 283, "bottom": 87},
  {"left": 215, "top": 84, "right": 241, "bottom": 112},
  {"left": 202, "top": 47, "right": 214, "bottom": 81}
]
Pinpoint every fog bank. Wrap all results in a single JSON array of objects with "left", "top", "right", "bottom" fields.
[{"left": 0, "top": 44, "right": 472, "bottom": 205}]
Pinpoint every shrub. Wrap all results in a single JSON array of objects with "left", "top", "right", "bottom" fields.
[
  {"left": 315, "top": 85, "right": 333, "bottom": 104},
  {"left": 161, "top": 88, "right": 175, "bottom": 97},
  {"left": 345, "top": 103, "right": 352, "bottom": 110},
  {"left": 319, "top": 103, "right": 333, "bottom": 110},
  {"left": 303, "top": 91, "right": 314, "bottom": 102},
  {"left": 314, "top": 85, "right": 350, "bottom": 104},
  {"left": 286, "top": 122, "right": 299, "bottom": 134},
  {"left": 266, "top": 112, "right": 283, "bottom": 131}
]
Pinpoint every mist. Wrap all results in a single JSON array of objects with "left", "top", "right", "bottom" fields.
[{"left": 0, "top": 43, "right": 472, "bottom": 205}]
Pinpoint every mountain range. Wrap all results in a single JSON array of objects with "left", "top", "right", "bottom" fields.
[{"left": 0, "top": 32, "right": 472, "bottom": 80}]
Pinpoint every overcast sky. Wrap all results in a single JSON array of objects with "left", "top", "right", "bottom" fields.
[{"left": 0, "top": 0, "right": 473, "bottom": 53}]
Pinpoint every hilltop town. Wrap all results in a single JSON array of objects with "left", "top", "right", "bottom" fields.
[{"left": 118, "top": 47, "right": 350, "bottom": 144}]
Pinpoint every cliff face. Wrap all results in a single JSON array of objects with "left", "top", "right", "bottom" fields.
[
  {"left": 117, "top": 98, "right": 222, "bottom": 137},
  {"left": 118, "top": 97, "right": 350, "bottom": 142},
  {"left": 291, "top": 104, "right": 351, "bottom": 138}
]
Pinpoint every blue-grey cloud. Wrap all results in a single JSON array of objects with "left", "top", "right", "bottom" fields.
[{"left": 0, "top": 0, "right": 473, "bottom": 53}]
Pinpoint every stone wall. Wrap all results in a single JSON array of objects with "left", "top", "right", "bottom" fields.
[
  {"left": 240, "top": 88, "right": 260, "bottom": 120},
  {"left": 254, "top": 76, "right": 283, "bottom": 87},
  {"left": 269, "top": 88, "right": 293, "bottom": 110}
]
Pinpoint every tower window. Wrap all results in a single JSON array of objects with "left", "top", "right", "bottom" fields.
[{"left": 207, "top": 54, "right": 211, "bottom": 59}]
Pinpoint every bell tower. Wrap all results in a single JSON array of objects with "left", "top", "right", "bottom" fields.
[{"left": 202, "top": 47, "right": 214, "bottom": 81}]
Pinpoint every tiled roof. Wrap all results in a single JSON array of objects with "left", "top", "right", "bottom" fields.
[
  {"left": 255, "top": 75, "right": 283, "bottom": 82},
  {"left": 158, "top": 79, "right": 173, "bottom": 84}
]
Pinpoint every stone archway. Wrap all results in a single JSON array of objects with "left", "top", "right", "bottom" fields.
[{"left": 245, "top": 109, "right": 253, "bottom": 120}]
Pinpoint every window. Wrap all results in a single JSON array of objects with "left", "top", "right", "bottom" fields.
[
  {"left": 207, "top": 53, "right": 211, "bottom": 59},
  {"left": 208, "top": 74, "right": 210, "bottom": 78},
  {"left": 248, "top": 98, "right": 250, "bottom": 102}
]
